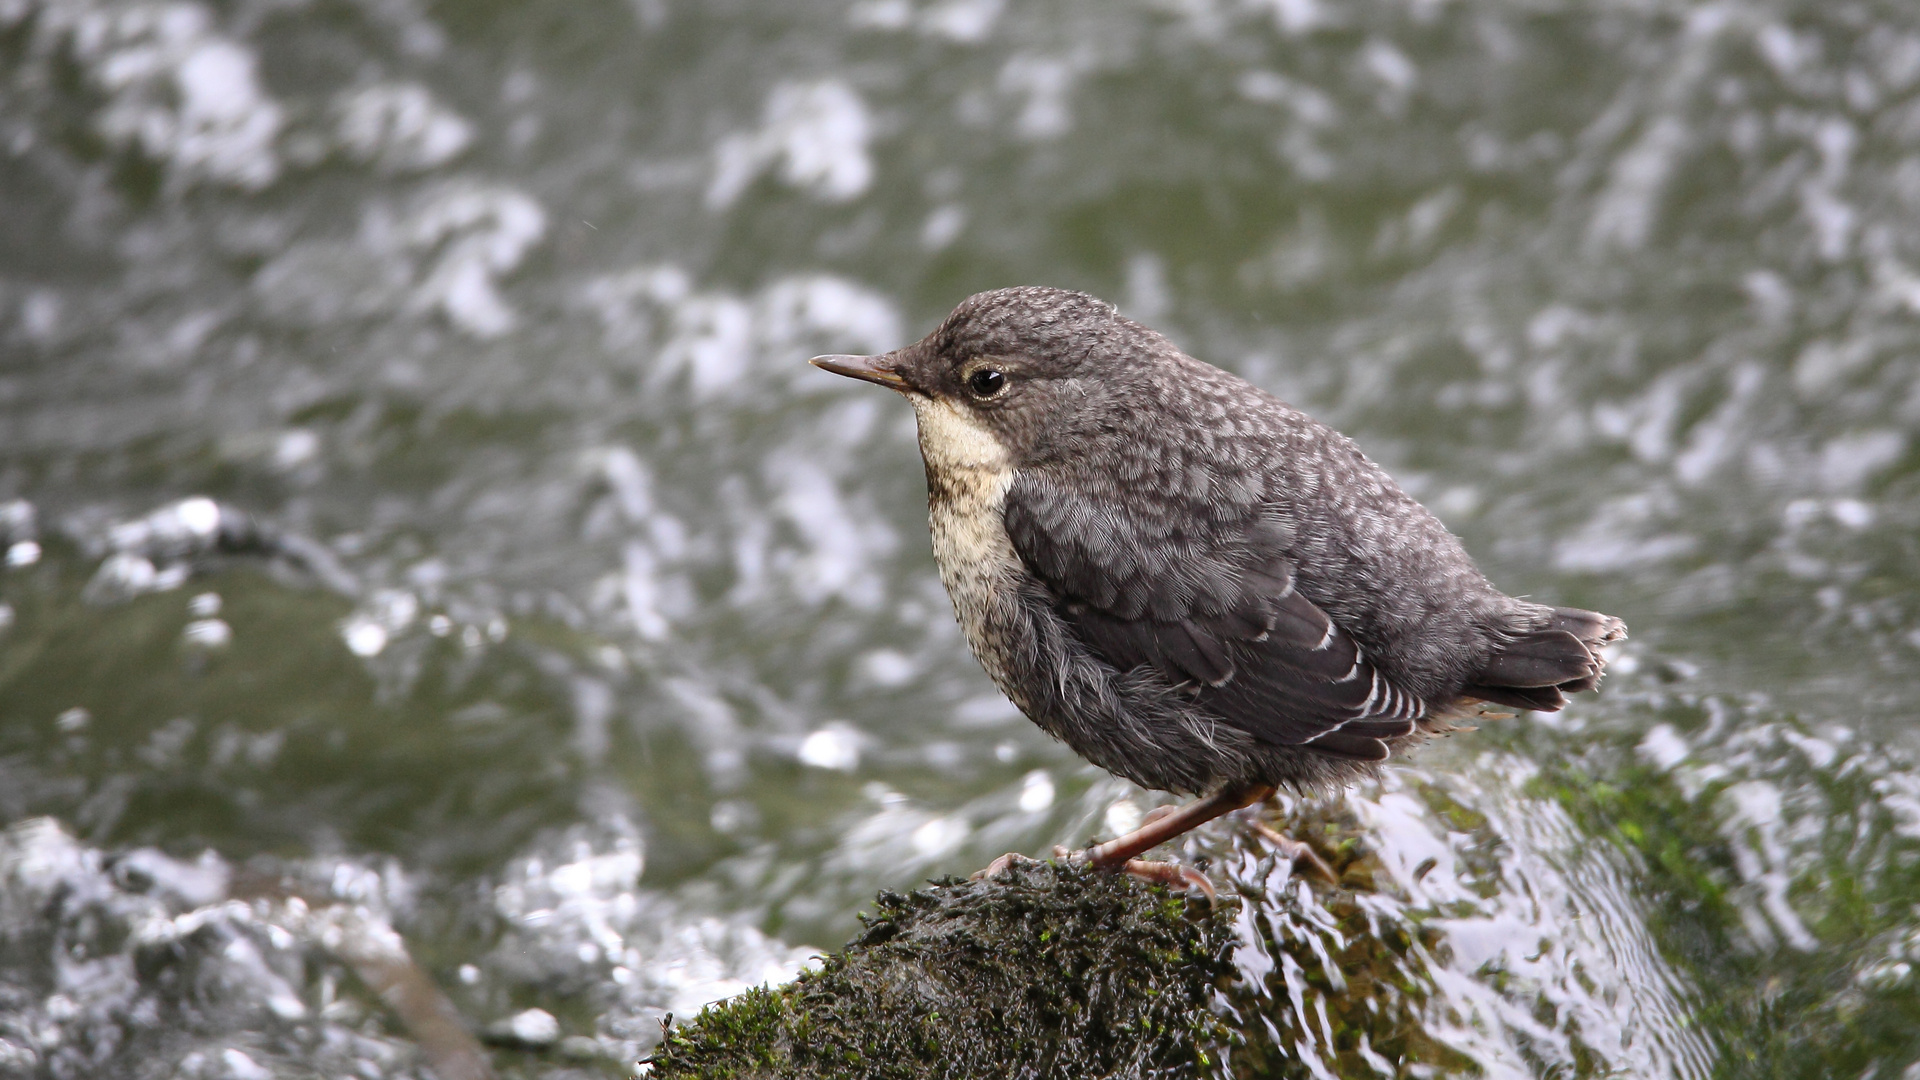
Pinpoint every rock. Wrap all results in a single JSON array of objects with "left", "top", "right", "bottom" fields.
[{"left": 645, "top": 860, "right": 1233, "bottom": 1078}]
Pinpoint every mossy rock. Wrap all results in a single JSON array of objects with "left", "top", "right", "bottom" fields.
[
  {"left": 647, "top": 860, "right": 1236, "bottom": 1079},
  {"left": 650, "top": 713, "right": 1920, "bottom": 1079}
]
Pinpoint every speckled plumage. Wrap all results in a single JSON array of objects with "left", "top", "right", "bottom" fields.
[{"left": 819, "top": 287, "right": 1624, "bottom": 797}]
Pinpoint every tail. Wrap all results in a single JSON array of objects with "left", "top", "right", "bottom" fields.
[{"left": 1463, "top": 607, "right": 1627, "bottom": 713}]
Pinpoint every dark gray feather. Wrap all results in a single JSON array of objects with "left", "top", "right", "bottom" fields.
[{"left": 1004, "top": 471, "right": 1430, "bottom": 750}]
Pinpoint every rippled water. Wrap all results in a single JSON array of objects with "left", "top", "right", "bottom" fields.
[{"left": 2, "top": 0, "right": 1918, "bottom": 1076}]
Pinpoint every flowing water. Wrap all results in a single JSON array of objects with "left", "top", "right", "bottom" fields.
[{"left": 1, "top": 0, "right": 1918, "bottom": 1076}]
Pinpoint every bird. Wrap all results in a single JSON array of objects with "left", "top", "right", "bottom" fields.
[{"left": 811, "top": 286, "right": 1624, "bottom": 889}]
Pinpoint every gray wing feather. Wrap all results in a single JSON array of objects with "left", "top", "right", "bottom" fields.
[{"left": 1004, "top": 472, "right": 1423, "bottom": 758}]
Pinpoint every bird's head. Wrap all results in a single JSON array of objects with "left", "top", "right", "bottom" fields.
[{"left": 811, "top": 286, "right": 1167, "bottom": 471}]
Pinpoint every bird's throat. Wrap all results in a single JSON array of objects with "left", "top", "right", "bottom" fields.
[
  {"left": 912, "top": 395, "right": 1016, "bottom": 572},
  {"left": 911, "top": 395, "right": 1029, "bottom": 710},
  {"left": 909, "top": 395, "right": 1013, "bottom": 479}
]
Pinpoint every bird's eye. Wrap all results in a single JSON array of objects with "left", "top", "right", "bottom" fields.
[{"left": 967, "top": 368, "right": 1006, "bottom": 398}]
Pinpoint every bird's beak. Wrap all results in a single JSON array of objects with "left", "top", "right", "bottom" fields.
[{"left": 810, "top": 353, "right": 909, "bottom": 392}]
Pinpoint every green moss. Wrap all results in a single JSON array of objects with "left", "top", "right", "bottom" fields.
[{"left": 647, "top": 861, "right": 1234, "bottom": 1079}]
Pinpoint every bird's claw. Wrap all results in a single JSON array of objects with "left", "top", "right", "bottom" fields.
[
  {"left": 1054, "top": 845, "right": 1217, "bottom": 901},
  {"left": 1248, "top": 820, "right": 1337, "bottom": 883},
  {"left": 971, "top": 852, "right": 1036, "bottom": 881},
  {"left": 1119, "top": 858, "right": 1216, "bottom": 902}
]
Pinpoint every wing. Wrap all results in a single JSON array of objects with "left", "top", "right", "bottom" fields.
[{"left": 1003, "top": 472, "right": 1424, "bottom": 761}]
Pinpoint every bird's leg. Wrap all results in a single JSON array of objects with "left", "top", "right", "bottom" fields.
[
  {"left": 1246, "top": 819, "right": 1337, "bottom": 883},
  {"left": 973, "top": 783, "right": 1279, "bottom": 897},
  {"left": 1078, "top": 782, "right": 1276, "bottom": 868},
  {"left": 1035, "top": 782, "right": 1275, "bottom": 897}
]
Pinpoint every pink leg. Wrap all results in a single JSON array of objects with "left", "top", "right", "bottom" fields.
[
  {"left": 1247, "top": 819, "right": 1337, "bottom": 882},
  {"left": 973, "top": 782, "right": 1279, "bottom": 898},
  {"left": 1117, "top": 857, "right": 1216, "bottom": 901},
  {"left": 1078, "top": 782, "right": 1277, "bottom": 868}
]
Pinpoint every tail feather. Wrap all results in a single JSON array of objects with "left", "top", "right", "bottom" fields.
[
  {"left": 1475, "top": 629, "right": 1597, "bottom": 688},
  {"left": 1463, "top": 682, "right": 1568, "bottom": 713},
  {"left": 1463, "top": 606, "right": 1626, "bottom": 713}
]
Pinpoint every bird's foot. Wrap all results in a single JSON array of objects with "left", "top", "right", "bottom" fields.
[
  {"left": 1050, "top": 844, "right": 1215, "bottom": 901},
  {"left": 1119, "top": 858, "right": 1216, "bottom": 901},
  {"left": 1247, "top": 819, "right": 1337, "bottom": 883},
  {"left": 970, "top": 852, "right": 1036, "bottom": 881}
]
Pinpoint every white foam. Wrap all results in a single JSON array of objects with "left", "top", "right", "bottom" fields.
[
  {"left": 582, "top": 266, "right": 902, "bottom": 404},
  {"left": 1818, "top": 429, "right": 1906, "bottom": 491},
  {"left": 56, "top": 4, "right": 285, "bottom": 190},
  {"left": 920, "top": 204, "right": 968, "bottom": 249},
  {"left": 1362, "top": 38, "right": 1417, "bottom": 94},
  {"left": 183, "top": 618, "right": 233, "bottom": 649},
  {"left": 798, "top": 725, "right": 863, "bottom": 772},
  {"left": 1016, "top": 770, "right": 1055, "bottom": 813},
  {"left": 998, "top": 54, "right": 1080, "bottom": 141},
  {"left": 488, "top": 822, "right": 815, "bottom": 1056},
  {"left": 708, "top": 80, "right": 874, "bottom": 209},
  {"left": 621, "top": 541, "right": 670, "bottom": 641},
  {"left": 767, "top": 453, "right": 899, "bottom": 609},
  {"left": 859, "top": 648, "right": 919, "bottom": 687},
  {"left": 388, "top": 183, "right": 549, "bottom": 338},
  {"left": 1245, "top": 0, "right": 1326, "bottom": 36},
  {"left": 920, "top": 0, "right": 1004, "bottom": 42},
  {"left": 341, "top": 618, "right": 388, "bottom": 657},
  {"left": 1104, "top": 798, "right": 1143, "bottom": 837},
  {"left": 1587, "top": 116, "right": 1688, "bottom": 252},
  {"left": 335, "top": 82, "right": 473, "bottom": 173},
  {"left": 220, "top": 1048, "right": 272, "bottom": 1080},
  {"left": 0, "top": 820, "right": 443, "bottom": 1075},
  {"left": 1721, "top": 780, "right": 1820, "bottom": 952},
  {"left": 6, "top": 540, "right": 41, "bottom": 567},
  {"left": 1636, "top": 724, "right": 1691, "bottom": 771},
  {"left": 911, "top": 816, "right": 968, "bottom": 857}
]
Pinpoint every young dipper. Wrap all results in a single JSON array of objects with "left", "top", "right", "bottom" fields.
[{"left": 812, "top": 286, "right": 1623, "bottom": 886}]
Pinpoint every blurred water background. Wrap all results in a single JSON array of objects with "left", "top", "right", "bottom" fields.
[{"left": 2, "top": 0, "right": 1919, "bottom": 1076}]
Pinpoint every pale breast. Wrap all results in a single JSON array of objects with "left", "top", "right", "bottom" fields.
[{"left": 910, "top": 396, "right": 1030, "bottom": 704}]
